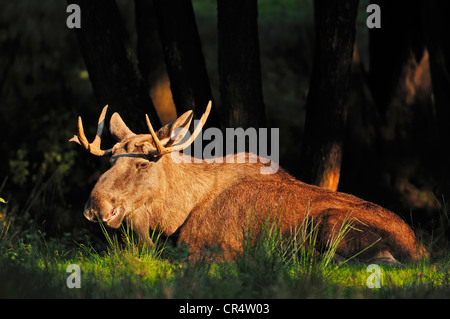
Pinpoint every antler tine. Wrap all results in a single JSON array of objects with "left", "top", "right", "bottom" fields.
[
  {"left": 145, "top": 101, "right": 212, "bottom": 156},
  {"left": 69, "top": 105, "right": 112, "bottom": 156},
  {"left": 145, "top": 114, "right": 171, "bottom": 155},
  {"left": 171, "top": 100, "right": 211, "bottom": 152}
]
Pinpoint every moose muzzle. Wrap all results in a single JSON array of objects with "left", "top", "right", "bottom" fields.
[{"left": 83, "top": 196, "right": 125, "bottom": 229}]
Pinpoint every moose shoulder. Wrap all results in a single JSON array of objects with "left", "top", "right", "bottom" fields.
[{"left": 70, "top": 103, "right": 428, "bottom": 263}]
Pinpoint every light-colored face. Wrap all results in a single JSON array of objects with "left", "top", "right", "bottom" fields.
[
  {"left": 83, "top": 134, "right": 161, "bottom": 228},
  {"left": 71, "top": 102, "right": 211, "bottom": 229}
]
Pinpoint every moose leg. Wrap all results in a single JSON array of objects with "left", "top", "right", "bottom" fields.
[
  {"left": 127, "top": 210, "right": 154, "bottom": 248},
  {"left": 135, "top": 228, "right": 154, "bottom": 249}
]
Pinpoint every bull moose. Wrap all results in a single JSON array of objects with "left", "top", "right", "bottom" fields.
[{"left": 70, "top": 102, "right": 428, "bottom": 263}]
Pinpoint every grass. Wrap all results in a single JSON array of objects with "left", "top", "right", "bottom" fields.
[{"left": 1, "top": 212, "right": 449, "bottom": 299}]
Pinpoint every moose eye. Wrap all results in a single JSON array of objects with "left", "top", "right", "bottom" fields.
[{"left": 137, "top": 161, "right": 149, "bottom": 170}]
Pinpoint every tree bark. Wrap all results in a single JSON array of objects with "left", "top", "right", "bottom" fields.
[
  {"left": 68, "top": 0, "right": 161, "bottom": 132},
  {"left": 217, "top": 0, "right": 266, "bottom": 129},
  {"left": 298, "top": 0, "right": 359, "bottom": 191},
  {"left": 153, "top": 0, "right": 218, "bottom": 127}
]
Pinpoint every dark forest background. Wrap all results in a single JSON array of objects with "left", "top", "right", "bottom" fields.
[{"left": 1, "top": 0, "right": 449, "bottom": 249}]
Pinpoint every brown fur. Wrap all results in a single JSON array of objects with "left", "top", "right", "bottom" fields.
[{"left": 81, "top": 112, "right": 428, "bottom": 263}]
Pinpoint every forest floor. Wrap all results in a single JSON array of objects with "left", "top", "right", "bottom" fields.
[{"left": 1, "top": 216, "right": 449, "bottom": 299}]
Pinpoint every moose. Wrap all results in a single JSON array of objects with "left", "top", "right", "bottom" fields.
[{"left": 70, "top": 102, "right": 428, "bottom": 263}]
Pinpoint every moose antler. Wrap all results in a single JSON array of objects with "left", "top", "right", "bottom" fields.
[
  {"left": 145, "top": 101, "right": 212, "bottom": 155},
  {"left": 69, "top": 105, "right": 112, "bottom": 156}
]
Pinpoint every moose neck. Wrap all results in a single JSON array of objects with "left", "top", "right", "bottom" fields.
[{"left": 148, "top": 153, "right": 262, "bottom": 235}]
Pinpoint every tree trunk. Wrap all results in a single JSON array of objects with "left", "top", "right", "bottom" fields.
[
  {"left": 217, "top": 0, "right": 266, "bottom": 129},
  {"left": 424, "top": 0, "right": 450, "bottom": 196},
  {"left": 134, "top": 0, "right": 163, "bottom": 84},
  {"left": 68, "top": 0, "right": 161, "bottom": 132},
  {"left": 425, "top": 1, "right": 450, "bottom": 143},
  {"left": 298, "top": 0, "right": 359, "bottom": 191},
  {"left": 368, "top": 0, "right": 427, "bottom": 118},
  {"left": 134, "top": 0, "right": 176, "bottom": 125},
  {"left": 153, "top": 0, "right": 218, "bottom": 128}
]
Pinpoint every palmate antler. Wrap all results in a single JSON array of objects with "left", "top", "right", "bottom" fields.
[
  {"left": 145, "top": 101, "right": 212, "bottom": 156},
  {"left": 69, "top": 105, "right": 112, "bottom": 156}
]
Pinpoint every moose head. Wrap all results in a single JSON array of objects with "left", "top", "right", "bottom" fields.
[{"left": 70, "top": 103, "right": 213, "bottom": 247}]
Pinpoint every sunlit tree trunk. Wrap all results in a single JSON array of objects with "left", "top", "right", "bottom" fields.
[
  {"left": 298, "top": 0, "right": 359, "bottom": 191},
  {"left": 153, "top": 0, "right": 219, "bottom": 128}
]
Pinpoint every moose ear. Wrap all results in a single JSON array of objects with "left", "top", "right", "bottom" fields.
[
  {"left": 157, "top": 110, "right": 194, "bottom": 148},
  {"left": 110, "top": 113, "right": 136, "bottom": 141}
]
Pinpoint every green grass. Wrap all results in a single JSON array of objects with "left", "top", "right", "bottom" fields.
[{"left": 1, "top": 213, "right": 449, "bottom": 299}]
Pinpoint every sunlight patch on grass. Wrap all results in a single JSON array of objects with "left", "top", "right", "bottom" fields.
[{"left": 1, "top": 211, "right": 449, "bottom": 298}]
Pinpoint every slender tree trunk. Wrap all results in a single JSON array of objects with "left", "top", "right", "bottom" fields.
[
  {"left": 217, "top": 0, "right": 266, "bottom": 129},
  {"left": 424, "top": 0, "right": 450, "bottom": 195},
  {"left": 134, "top": 0, "right": 162, "bottom": 84},
  {"left": 153, "top": 0, "right": 218, "bottom": 128},
  {"left": 68, "top": 0, "right": 161, "bottom": 131},
  {"left": 134, "top": 0, "right": 176, "bottom": 125},
  {"left": 368, "top": 0, "right": 427, "bottom": 117},
  {"left": 425, "top": 1, "right": 450, "bottom": 143},
  {"left": 298, "top": 0, "right": 359, "bottom": 191}
]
